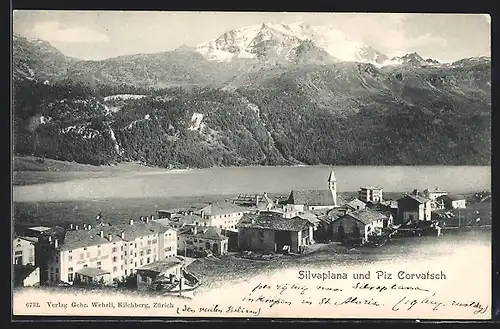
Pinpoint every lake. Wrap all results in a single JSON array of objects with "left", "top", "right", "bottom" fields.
[{"left": 13, "top": 165, "right": 491, "bottom": 202}]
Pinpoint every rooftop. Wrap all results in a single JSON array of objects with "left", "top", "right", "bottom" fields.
[
  {"left": 346, "top": 198, "right": 366, "bottom": 209},
  {"left": 438, "top": 194, "right": 466, "bottom": 201},
  {"left": 17, "top": 236, "right": 39, "bottom": 244},
  {"left": 13, "top": 264, "right": 38, "bottom": 286},
  {"left": 296, "top": 212, "right": 321, "bottom": 224},
  {"left": 76, "top": 267, "right": 110, "bottom": 277},
  {"left": 288, "top": 189, "right": 335, "bottom": 207},
  {"left": 237, "top": 212, "right": 312, "bottom": 232},
  {"left": 55, "top": 220, "right": 173, "bottom": 251},
  {"left": 197, "top": 202, "right": 248, "bottom": 216},
  {"left": 27, "top": 226, "right": 52, "bottom": 232},
  {"left": 339, "top": 208, "right": 388, "bottom": 225},
  {"left": 360, "top": 186, "right": 383, "bottom": 190},
  {"left": 136, "top": 258, "right": 184, "bottom": 273},
  {"left": 400, "top": 194, "right": 431, "bottom": 204},
  {"left": 180, "top": 226, "right": 228, "bottom": 241}
]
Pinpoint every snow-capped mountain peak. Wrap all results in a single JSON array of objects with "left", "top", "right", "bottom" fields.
[{"left": 196, "top": 22, "right": 388, "bottom": 65}]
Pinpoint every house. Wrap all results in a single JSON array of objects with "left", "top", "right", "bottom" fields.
[
  {"left": 346, "top": 198, "right": 366, "bottom": 211},
  {"left": 331, "top": 208, "right": 389, "bottom": 242},
  {"left": 13, "top": 236, "right": 37, "bottom": 266},
  {"left": 396, "top": 194, "right": 432, "bottom": 225},
  {"left": 73, "top": 267, "right": 112, "bottom": 286},
  {"left": 423, "top": 187, "right": 448, "bottom": 200},
  {"left": 287, "top": 169, "right": 339, "bottom": 211},
  {"left": 13, "top": 264, "right": 40, "bottom": 287},
  {"left": 37, "top": 217, "right": 177, "bottom": 286},
  {"left": 136, "top": 258, "right": 184, "bottom": 291},
  {"left": 178, "top": 226, "right": 229, "bottom": 257},
  {"left": 436, "top": 194, "right": 467, "bottom": 209},
  {"left": 232, "top": 193, "right": 275, "bottom": 211},
  {"left": 195, "top": 202, "right": 250, "bottom": 230},
  {"left": 358, "top": 187, "right": 383, "bottom": 203},
  {"left": 236, "top": 212, "right": 314, "bottom": 254}
]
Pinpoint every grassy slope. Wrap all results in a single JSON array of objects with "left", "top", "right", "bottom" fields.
[{"left": 13, "top": 156, "right": 163, "bottom": 185}]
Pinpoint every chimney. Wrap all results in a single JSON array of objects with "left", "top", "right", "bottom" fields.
[
  {"left": 88, "top": 225, "right": 92, "bottom": 230},
  {"left": 70, "top": 223, "right": 74, "bottom": 230},
  {"left": 48, "top": 236, "right": 52, "bottom": 242},
  {"left": 140, "top": 216, "right": 144, "bottom": 222},
  {"left": 189, "top": 211, "right": 193, "bottom": 215},
  {"left": 108, "top": 233, "right": 112, "bottom": 241},
  {"left": 193, "top": 226, "right": 197, "bottom": 235},
  {"left": 145, "top": 216, "right": 149, "bottom": 224},
  {"left": 54, "top": 239, "right": 58, "bottom": 248},
  {"left": 129, "top": 219, "right": 134, "bottom": 226},
  {"left": 83, "top": 224, "right": 87, "bottom": 229},
  {"left": 151, "top": 215, "right": 155, "bottom": 221},
  {"left": 99, "top": 231, "right": 104, "bottom": 238},
  {"left": 121, "top": 232, "right": 125, "bottom": 239},
  {"left": 75, "top": 225, "right": 79, "bottom": 230}
]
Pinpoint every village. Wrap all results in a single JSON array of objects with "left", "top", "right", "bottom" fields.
[{"left": 12, "top": 169, "right": 490, "bottom": 296}]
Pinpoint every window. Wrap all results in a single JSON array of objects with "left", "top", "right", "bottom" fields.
[
  {"left": 125, "top": 270, "right": 128, "bottom": 276},
  {"left": 140, "top": 251, "right": 144, "bottom": 256},
  {"left": 153, "top": 239, "right": 157, "bottom": 244},
  {"left": 68, "top": 250, "right": 72, "bottom": 253},
  {"left": 124, "top": 251, "right": 127, "bottom": 256},
  {"left": 134, "top": 243, "right": 137, "bottom": 248},
  {"left": 112, "top": 247, "right": 117, "bottom": 253},
  {"left": 146, "top": 249, "right": 151, "bottom": 255},
  {"left": 113, "top": 267, "right": 117, "bottom": 273},
  {"left": 134, "top": 262, "right": 137, "bottom": 267},
  {"left": 121, "top": 255, "right": 124, "bottom": 260},
  {"left": 68, "top": 267, "right": 73, "bottom": 272},
  {"left": 147, "top": 257, "right": 150, "bottom": 263},
  {"left": 55, "top": 268, "right": 59, "bottom": 274},
  {"left": 86, "top": 252, "right": 90, "bottom": 258},
  {"left": 15, "top": 251, "right": 22, "bottom": 255},
  {"left": 147, "top": 240, "right": 151, "bottom": 245},
  {"left": 98, "top": 245, "right": 101, "bottom": 248},
  {"left": 165, "top": 247, "right": 172, "bottom": 252},
  {"left": 83, "top": 264, "right": 88, "bottom": 268},
  {"left": 84, "top": 247, "right": 87, "bottom": 250},
  {"left": 121, "top": 246, "right": 123, "bottom": 251},
  {"left": 97, "top": 266, "right": 101, "bottom": 270},
  {"left": 68, "top": 256, "right": 72, "bottom": 261},
  {"left": 97, "top": 261, "right": 102, "bottom": 266},
  {"left": 135, "top": 253, "right": 137, "bottom": 257},
  {"left": 113, "top": 256, "right": 117, "bottom": 262},
  {"left": 121, "top": 265, "right": 123, "bottom": 270},
  {"left": 68, "top": 273, "right": 73, "bottom": 282},
  {"left": 16, "top": 244, "right": 22, "bottom": 248},
  {"left": 125, "top": 259, "right": 127, "bottom": 265},
  {"left": 140, "top": 259, "right": 143, "bottom": 265}
]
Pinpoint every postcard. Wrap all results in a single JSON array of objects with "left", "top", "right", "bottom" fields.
[{"left": 12, "top": 11, "right": 491, "bottom": 320}]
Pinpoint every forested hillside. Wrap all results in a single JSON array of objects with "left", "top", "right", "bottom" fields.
[{"left": 12, "top": 34, "right": 491, "bottom": 168}]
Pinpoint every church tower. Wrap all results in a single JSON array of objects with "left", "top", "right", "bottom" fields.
[{"left": 327, "top": 169, "right": 337, "bottom": 207}]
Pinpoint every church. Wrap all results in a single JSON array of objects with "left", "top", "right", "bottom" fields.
[{"left": 286, "top": 169, "right": 343, "bottom": 212}]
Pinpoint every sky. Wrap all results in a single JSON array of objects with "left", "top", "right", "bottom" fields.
[{"left": 12, "top": 11, "right": 491, "bottom": 62}]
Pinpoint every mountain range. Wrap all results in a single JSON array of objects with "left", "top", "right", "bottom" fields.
[{"left": 12, "top": 23, "right": 491, "bottom": 168}]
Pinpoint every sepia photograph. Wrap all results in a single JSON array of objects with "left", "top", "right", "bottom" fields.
[{"left": 11, "top": 11, "right": 491, "bottom": 320}]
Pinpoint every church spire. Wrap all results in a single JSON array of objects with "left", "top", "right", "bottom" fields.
[
  {"left": 327, "top": 169, "right": 336, "bottom": 182},
  {"left": 328, "top": 169, "right": 337, "bottom": 207}
]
